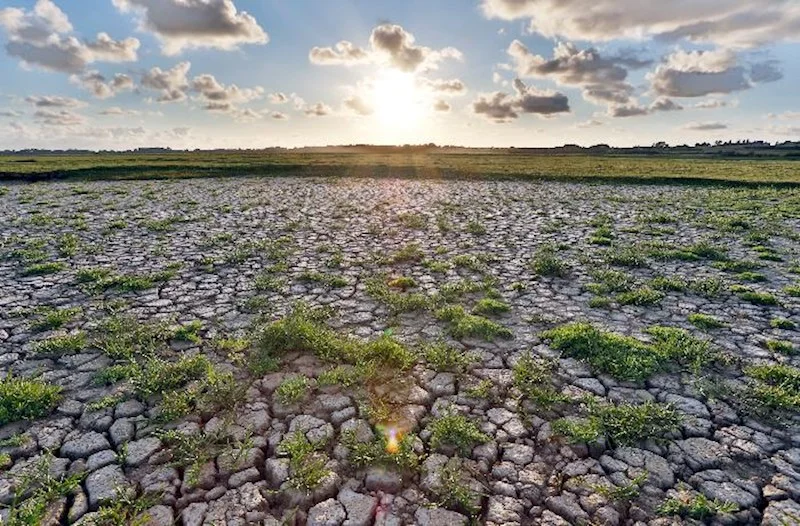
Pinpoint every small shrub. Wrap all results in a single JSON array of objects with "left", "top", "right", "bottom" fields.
[
  {"left": 172, "top": 320, "right": 203, "bottom": 344},
  {"left": 658, "top": 489, "right": 738, "bottom": 520},
  {"left": 30, "top": 306, "right": 81, "bottom": 332},
  {"left": 732, "top": 286, "right": 779, "bottom": 305},
  {"left": 342, "top": 428, "right": 420, "bottom": 471},
  {"left": 279, "top": 432, "right": 331, "bottom": 492},
  {"left": 420, "top": 341, "right": 477, "bottom": 373},
  {"left": 531, "top": 245, "right": 569, "bottom": 277}
]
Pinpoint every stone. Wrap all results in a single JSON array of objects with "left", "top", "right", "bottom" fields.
[
  {"left": 365, "top": 468, "right": 403, "bottom": 493},
  {"left": 339, "top": 488, "right": 378, "bottom": 526},
  {"left": 124, "top": 437, "right": 162, "bottom": 467},
  {"left": 181, "top": 502, "right": 208, "bottom": 526},
  {"left": 85, "top": 464, "right": 131, "bottom": 509},
  {"left": 414, "top": 507, "right": 468, "bottom": 526},
  {"left": 307, "top": 498, "right": 346, "bottom": 526},
  {"left": 61, "top": 431, "right": 111, "bottom": 460}
]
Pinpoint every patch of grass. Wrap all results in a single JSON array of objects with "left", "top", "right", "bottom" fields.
[
  {"left": 157, "top": 429, "right": 252, "bottom": 488},
  {"left": 366, "top": 277, "right": 431, "bottom": 314},
  {"left": 688, "top": 277, "right": 725, "bottom": 298},
  {"left": 743, "top": 364, "right": 800, "bottom": 412},
  {"left": 387, "top": 243, "right": 424, "bottom": 264},
  {"left": 589, "top": 472, "right": 648, "bottom": 503},
  {"left": 531, "top": 245, "right": 569, "bottom": 277},
  {"left": 30, "top": 306, "right": 81, "bottom": 332},
  {"left": 254, "top": 273, "right": 285, "bottom": 292},
  {"left": 434, "top": 458, "right": 482, "bottom": 517},
  {"left": 466, "top": 219, "right": 487, "bottom": 235},
  {"left": 86, "top": 394, "right": 126, "bottom": 412},
  {"left": 172, "top": 320, "right": 203, "bottom": 344},
  {"left": 388, "top": 276, "right": 417, "bottom": 290},
  {"left": 649, "top": 275, "right": 687, "bottom": 292},
  {"left": 56, "top": 233, "right": 80, "bottom": 257},
  {"left": 658, "top": 489, "right": 738, "bottom": 520},
  {"left": 472, "top": 297, "right": 510, "bottom": 316},
  {"left": 4, "top": 455, "right": 85, "bottom": 526},
  {"left": 452, "top": 254, "right": 485, "bottom": 272},
  {"left": 22, "top": 261, "right": 66, "bottom": 276},
  {"left": 603, "top": 245, "right": 647, "bottom": 267},
  {"left": 0, "top": 375, "right": 62, "bottom": 425},
  {"left": 553, "top": 400, "right": 681, "bottom": 446},
  {"left": 435, "top": 305, "right": 513, "bottom": 341},
  {"left": 91, "top": 490, "right": 161, "bottom": 526},
  {"left": 713, "top": 260, "right": 761, "bottom": 273},
  {"left": 77, "top": 267, "right": 175, "bottom": 292},
  {"left": 464, "top": 379, "right": 493, "bottom": 399},
  {"left": 784, "top": 284, "right": 800, "bottom": 297},
  {"left": 585, "top": 269, "right": 635, "bottom": 295},
  {"left": 342, "top": 428, "right": 420, "bottom": 471},
  {"left": 398, "top": 212, "right": 427, "bottom": 229},
  {"left": 688, "top": 313, "right": 728, "bottom": 330},
  {"left": 317, "top": 365, "right": 369, "bottom": 388},
  {"left": 770, "top": 317, "right": 796, "bottom": 330},
  {"left": 428, "top": 409, "right": 490, "bottom": 455},
  {"left": 646, "top": 326, "right": 721, "bottom": 373},
  {"left": 542, "top": 323, "right": 661, "bottom": 382},
  {"left": 275, "top": 376, "right": 310, "bottom": 405},
  {"left": 765, "top": 339, "right": 795, "bottom": 355},
  {"left": 737, "top": 271, "right": 767, "bottom": 283},
  {"left": 33, "top": 332, "right": 88, "bottom": 355},
  {"left": 420, "top": 341, "right": 477, "bottom": 373},
  {"left": 731, "top": 285, "right": 779, "bottom": 305},
  {"left": 616, "top": 286, "right": 665, "bottom": 306},
  {"left": 512, "top": 353, "right": 567, "bottom": 407},
  {"left": 298, "top": 271, "right": 347, "bottom": 288},
  {"left": 279, "top": 432, "right": 331, "bottom": 492},
  {"left": 93, "top": 315, "right": 170, "bottom": 360}
]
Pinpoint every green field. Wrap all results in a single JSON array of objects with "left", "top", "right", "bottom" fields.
[{"left": 2, "top": 152, "right": 800, "bottom": 185}]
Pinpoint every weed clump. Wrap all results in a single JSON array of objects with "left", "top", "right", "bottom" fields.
[
  {"left": 428, "top": 410, "right": 490, "bottom": 455},
  {"left": 553, "top": 400, "right": 681, "bottom": 446},
  {"left": 279, "top": 432, "right": 331, "bottom": 492},
  {"left": 531, "top": 245, "right": 569, "bottom": 277},
  {"left": 0, "top": 375, "right": 62, "bottom": 425},
  {"left": 435, "top": 305, "right": 512, "bottom": 341}
]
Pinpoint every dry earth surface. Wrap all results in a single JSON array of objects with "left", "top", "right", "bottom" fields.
[{"left": 1, "top": 177, "right": 799, "bottom": 525}]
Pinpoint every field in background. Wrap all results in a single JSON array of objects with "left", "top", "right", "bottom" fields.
[{"left": 2, "top": 151, "right": 800, "bottom": 185}]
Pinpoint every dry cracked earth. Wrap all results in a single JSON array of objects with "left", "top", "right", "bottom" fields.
[{"left": 1, "top": 176, "right": 800, "bottom": 526}]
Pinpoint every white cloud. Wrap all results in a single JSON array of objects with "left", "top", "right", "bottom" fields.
[
  {"left": 191, "top": 73, "right": 263, "bottom": 113},
  {"left": 480, "top": 0, "right": 800, "bottom": 48},
  {"left": 420, "top": 78, "right": 467, "bottom": 95},
  {"left": 304, "top": 102, "right": 332, "bottom": 117},
  {"left": 270, "top": 111, "right": 288, "bottom": 120},
  {"left": 310, "top": 24, "right": 461, "bottom": 73},
  {"left": 268, "top": 92, "right": 288, "bottom": 104},
  {"left": 648, "top": 49, "right": 781, "bottom": 98},
  {"left": 71, "top": 71, "right": 134, "bottom": 99},
  {"left": 141, "top": 62, "right": 191, "bottom": 103},
  {"left": 433, "top": 99, "right": 451, "bottom": 112},
  {"left": 343, "top": 94, "right": 374, "bottom": 116},
  {"left": 25, "top": 95, "right": 84, "bottom": 107},
  {"left": 472, "top": 78, "right": 570, "bottom": 122},
  {"left": 34, "top": 108, "right": 85, "bottom": 126},
  {"left": 98, "top": 106, "right": 140, "bottom": 116},
  {"left": 0, "top": 1, "right": 139, "bottom": 73},
  {"left": 112, "top": 0, "right": 268, "bottom": 55}
]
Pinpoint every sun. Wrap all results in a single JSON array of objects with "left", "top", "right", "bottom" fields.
[{"left": 370, "top": 69, "right": 426, "bottom": 133}]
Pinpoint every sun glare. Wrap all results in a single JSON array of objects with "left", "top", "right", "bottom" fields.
[{"left": 371, "top": 70, "right": 426, "bottom": 132}]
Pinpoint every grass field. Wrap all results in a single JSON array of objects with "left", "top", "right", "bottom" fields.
[{"left": 1, "top": 151, "right": 800, "bottom": 185}]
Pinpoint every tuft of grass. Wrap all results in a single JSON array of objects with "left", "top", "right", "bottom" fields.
[
  {"left": 743, "top": 364, "right": 800, "bottom": 412},
  {"left": 658, "top": 489, "right": 738, "bottom": 520},
  {"left": 603, "top": 245, "right": 647, "bottom": 267},
  {"left": 279, "top": 432, "right": 331, "bottom": 492},
  {"left": 688, "top": 313, "right": 728, "bottom": 330},
  {"left": 466, "top": 219, "right": 487, "bottom": 235},
  {"left": 420, "top": 341, "right": 477, "bottom": 373},
  {"left": 472, "top": 297, "right": 510, "bottom": 316},
  {"left": 388, "top": 276, "right": 417, "bottom": 290},
  {"left": 4, "top": 455, "right": 85, "bottom": 525},
  {"left": 543, "top": 323, "right": 660, "bottom": 382},
  {"left": 56, "top": 233, "right": 80, "bottom": 257},
  {"left": 731, "top": 286, "right": 779, "bottom": 305},
  {"left": 342, "top": 428, "right": 420, "bottom": 471},
  {"left": 645, "top": 326, "right": 721, "bottom": 373},
  {"left": 275, "top": 376, "right": 310, "bottom": 405},
  {"left": 737, "top": 271, "right": 767, "bottom": 283},
  {"left": 33, "top": 332, "right": 88, "bottom": 355},
  {"left": 434, "top": 458, "right": 483, "bottom": 517},
  {"left": 172, "top": 320, "right": 203, "bottom": 344},
  {"left": 766, "top": 339, "right": 795, "bottom": 355},
  {"left": 0, "top": 375, "right": 62, "bottom": 426},
  {"left": 30, "top": 306, "right": 81, "bottom": 332},
  {"left": 366, "top": 277, "right": 431, "bottom": 314},
  {"left": 428, "top": 410, "right": 490, "bottom": 455},
  {"left": 531, "top": 245, "right": 569, "bottom": 277},
  {"left": 298, "top": 271, "right": 347, "bottom": 288},
  {"left": 553, "top": 400, "right": 681, "bottom": 446},
  {"left": 22, "top": 262, "right": 66, "bottom": 276},
  {"left": 397, "top": 212, "right": 427, "bottom": 229},
  {"left": 435, "top": 305, "right": 512, "bottom": 341},
  {"left": 616, "top": 287, "right": 665, "bottom": 306},
  {"left": 512, "top": 352, "right": 567, "bottom": 407},
  {"left": 590, "top": 472, "right": 648, "bottom": 503},
  {"left": 784, "top": 284, "right": 800, "bottom": 297},
  {"left": 387, "top": 243, "right": 425, "bottom": 264},
  {"left": 770, "top": 317, "right": 797, "bottom": 330}
]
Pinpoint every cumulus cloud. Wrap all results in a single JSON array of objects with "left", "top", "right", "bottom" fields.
[
  {"left": 648, "top": 49, "right": 781, "bottom": 98},
  {"left": 191, "top": 73, "right": 263, "bottom": 112},
  {"left": 0, "top": 0, "right": 139, "bottom": 73},
  {"left": 695, "top": 99, "right": 731, "bottom": 109},
  {"left": 268, "top": 92, "right": 288, "bottom": 104},
  {"left": 649, "top": 97, "right": 683, "bottom": 112},
  {"left": 433, "top": 99, "right": 451, "bottom": 112},
  {"left": 420, "top": 78, "right": 467, "bottom": 95},
  {"left": 270, "top": 111, "right": 288, "bottom": 120},
  {"left": 343, "top": 94, "right": 374, "bottom": 116},
  {"left": 25, "top": 95, "right": 84, "bottom": 107},
  {"left": 112, "top": 0, "right": 268, "bottom": 55},
  {"left": 507, "top": 40, "right": 650, "bottom": 107},
  {"left": 310, "top": 24, "right": 461, "bottom": 73},
  {"left": 0, "top": 109, "right": 23, "bottom": 117},
  {"left": 309, "top": 41, "right": 370, "bottom": 66},
  {"left": 34, "top": 108, "right": 85, "bottom": 126},
  {"left": 472, "top": 78, "right": 570, "bottom": 122},
  {"left": 71, "top": 71, "right": 134, "bottom": 99},
  {"left": 98, "top": 106, "right": 140, "bottom": 116},
  {"left": 683, "top": 121, "right": 728, "bottom": 131},
  {"left": 480, "top": 0, "right": 800, "bottom": 48},
  {"left": 141, "top": 62, "right": 191, "bottom": 102},
  {"left": 305, "top": 102, "right": 332, "bottom": 117}
]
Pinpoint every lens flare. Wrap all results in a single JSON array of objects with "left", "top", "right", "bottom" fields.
[{"left": 384, "top": 426, "right": 401, "bottom": 455}]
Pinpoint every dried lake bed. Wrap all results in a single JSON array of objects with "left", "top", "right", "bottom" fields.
[{"left": 0, "top": 176, "right": 799, "bottom": 525}]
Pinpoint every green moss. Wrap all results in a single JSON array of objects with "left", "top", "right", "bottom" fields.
[
  {"left": 616, "top": 287, "right": 665, "bottom": 306},
  {"left": 770, "top": 318, "right": 796, "bottom": 330}
]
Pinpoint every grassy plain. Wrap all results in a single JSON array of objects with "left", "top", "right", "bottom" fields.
[{"left": 1, "top": 151, "right": 800, "bottom": 185}]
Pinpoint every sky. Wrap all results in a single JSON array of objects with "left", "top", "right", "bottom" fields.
[{"left": 0, "top": 0, "right": 799, "bottom": 150}]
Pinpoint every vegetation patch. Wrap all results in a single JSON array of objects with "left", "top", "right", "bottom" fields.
[
  {"left": 435, "top": 305, "right": 512, "bottom": 341},
  {"left": 0, "top": 375, "right": 62, "bottom": 426},
  {"left": 553, "top": 400, "right": 681, "bottom": 446},
  {"left": 428, "top": 409, "right": 490, "bottom": 455}
]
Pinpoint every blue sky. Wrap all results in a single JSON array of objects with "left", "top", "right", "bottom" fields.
[{"left": 0, "top": 0, "right": 798, "bottom": 149}]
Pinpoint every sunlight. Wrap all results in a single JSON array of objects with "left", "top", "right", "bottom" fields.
[{"left": 370, "top": 69, "right": 425, "bottom": 132}]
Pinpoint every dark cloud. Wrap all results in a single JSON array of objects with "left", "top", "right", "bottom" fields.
[
  {"left": 433, "top": 99, "right": 451, "bottom": 112},
  {"left": 472, "top": 78, "right": 569, "bottom": 122},
  {"left": 112, "top": 0, "right": 267, "bottom": 55}
]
